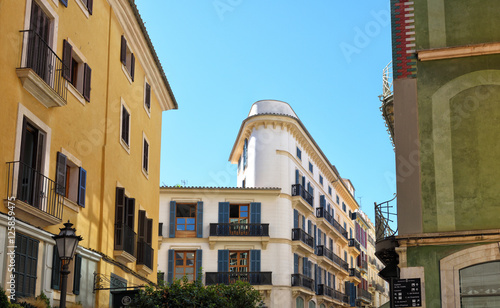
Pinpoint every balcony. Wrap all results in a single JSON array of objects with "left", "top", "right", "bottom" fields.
[
  {"left": 5, "top": 161, "right": 63, "bottom": 227},
  {"left": 317, "top": 284, "right": 349, "bottom": 304},
  {"left": 357, "top": 287, "right": 372, "bottom": 303},
  {"left": 349, "top": 268, "right": 361, "bottom": 284},
  {"left": 205, "top": 272, "right": 272, "bottom": 285},
  {"left": 316, "top": 245, "right": 349, "bottom": 274},
  {"left": 291, "top": 184, "right": 314, "bottom": 214},
  {"left": 359, "top": 259, "right": 368, "bottom": 273},
  {"left": 208, "top": 223, "right": 270, "bottom": 249},
  {"left": 291, "top": 228, "right": 314, "bottom": 255},
  {"left": 375, "top": 283, "right": 385, "bottom": 293},
  {"left": 291, "top": 273, "right": 314, "bottom": 293},
  {"left": 114, "top": 223, "right": 137, "bottom": 264},
  {"left": 136, "top": 240, "right": 153, "bottom": 275},
  {"left": 16, "top": 30, "right": 67, "bottom": 107},
  {"left": 348, "top": 239, "right": 361, "bottom": 256},
  {"left": 316, "top": 207, "right": 348, "bottom": 243}
]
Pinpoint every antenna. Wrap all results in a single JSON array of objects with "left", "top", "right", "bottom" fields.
[{"left": 181, "top": 180, "right": 188, "bottom": 187}]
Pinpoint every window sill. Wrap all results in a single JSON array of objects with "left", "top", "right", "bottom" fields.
[
  {"left": 121, "top": 64, "right": 133, "bottom": 84},
  {"left": 120, "top": 138, "right": 130, "bottom": 154},
  {"left": 67, "top": 82, "right": 86, "bottom": 106},
  {"left": 75, "top": 0, "right": 90, "bottom": 19},
  {"left": 143, "top": 104, "right": 151, "bottom": 118},
  {"left": 63, "top": 197, "right": 80, "bottom": 213}
]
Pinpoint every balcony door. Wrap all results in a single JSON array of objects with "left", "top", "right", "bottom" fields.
[
  {"left": 28, "top": 0, "right": 51, "bottom": 84},
  {"left": 18, "top": 118, "right": 45, "bottom": 208},
  {"left": 229, "top": 251, "right": 249, "bottom": 282},
  {"left": 229, "top": 204, "right": 248, "bottom": 235}
]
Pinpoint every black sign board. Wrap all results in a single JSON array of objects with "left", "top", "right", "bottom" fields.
[
  {"left": 391, "top": 278, "right": 422, "bottom": 308},
  {"left": 111, "top": 290, "right": 139, "bottom": 308}
]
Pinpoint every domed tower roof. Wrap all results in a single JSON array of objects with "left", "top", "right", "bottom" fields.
[{"left": 248, "top": 100, "right": 298, "bottom": 118}]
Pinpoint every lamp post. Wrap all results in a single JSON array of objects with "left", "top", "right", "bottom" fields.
[{"left": 52, "top": 221, "right": 82, "bottom": 308}]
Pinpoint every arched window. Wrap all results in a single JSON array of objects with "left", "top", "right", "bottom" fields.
[
  {"left": 320, "top": 304, "right": 326, "bottom": 308},
  {"left": 308, "top": 300, "right": 316, "bottom": 308},
  {"left": 296, "top": 296, "right": 304, "bottom": 308},
  {"left": 460, "top": 261, "right": 500, "bottom": 306},
  {"left": 243, "top": 139, "right": 248, "bottom": 169}
]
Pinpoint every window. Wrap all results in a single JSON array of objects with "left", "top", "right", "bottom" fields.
[
  {"left": 174, "top": 251, "right": 196, "bottom": 282},
  {"left": 296, "top": 297, "right": 304, "bottom": 308},
  {"left": 62, "top": 40, "right": 91, "bottom": 101},
  {"left": 78, "top": 0, "right": 93, "bottom": 15},
  {"left": 336, "top": 195, "right": 339, "bottom": 204},
  {"left": 309, "top": 162, "right": 313, "bottom": 173},
  {"left": 242, "top": 178, "right": 246, "bottom": 188},
  {"left": 243, "top": 139, "right": 248, "bottom": 169},
  {"left": 144, "top": 81, "right": 151, "bottom": 113},
  {"left": 460, "top": 261, "right": 500, "bottom": 306},
  {"left": 55, "top": 151, "right": 86, "bottom": 207},
  {"left": 238, "top": 156, "right": 241, "bottom": 171},
  {"left": 169, "top": 201, "right": 203, "bottom": 238},
  {"left": 114, "top": 187, "right": 135, "bottom": 256},
  {"left": 158, "top": 222, "right": 163, "bottom": 237},
  {"left": 328, "top": 186, "right": 332, "bottom": 196},
  {"left": 309, "top": 301, "right": 316, "bottom": 308},
  {"left": 319, "top": 175, "right": 323, "bottom": 185},
  {"left": 14, "top": 233, "right": 39, "bottom": 299},
  {"left": 296, "top": 147, "right": 302, "bottom": 160},
  {"left": 137, "top": 210, "right": 154, "bottom": 269},
  {"left": 230, "top": 204, "right": 249, "bottom": 224},
  {"left": 120, "top": 103, "right": 130, "bottom": 148},
  {"left": 229, "top": 251, "right": 249, "bottom": 273},
  {"left": 120, "top": 35, "right": 135, "bottom": 81},
  {"left": 342, "top": 202, "right": 346, "bottom": 212},
  {"left": 51, "top": 247, "right": 81, "bottom": 295},
  {"left": 142, "top": 136, "right": 149, "bottom": 174}
]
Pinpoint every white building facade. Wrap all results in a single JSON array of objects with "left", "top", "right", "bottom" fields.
[{"left": 159, "top": 100, "right": 383, "bottom": 307}]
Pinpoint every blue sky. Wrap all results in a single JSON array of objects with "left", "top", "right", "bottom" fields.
[{"left": 135, "top": 0, "right": 396, "bottom": 223}]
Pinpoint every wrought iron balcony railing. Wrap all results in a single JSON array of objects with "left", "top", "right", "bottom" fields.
[
  {"left": 349, "top": 239, "right": 361, "bottom": 251},
  {"left": 349, "top": 268, "right": 361, "bottom": 279},
  {"left": 6, "top": 161, "right": 63, "bottom": 220},
  {"left": 114, "top": 223, "right": 136, "bottom": 257},
  {"left": 291, "top": 228, "right": 314, "bottom": 248},
  {"left": 376, "top": 283, "right": 385, "bottom": 293},
  {"left": 316, "top": 245, "right": 348, "bottom": 271},
  {"left": 136, "top": 240, "right": 153, "bottom": 269},
  {"left": 357, "top": 287, "right": 372, "bottom": 301},
  {"left": 291, "top": 184, "right": 313, "bottom": 207},
  {"left": 359, "top": 260, "right": 368, "bottom": 270},
  {"left": 291, "top": 273, "right": 314, "bottom": 292},
  {"left": 19, "top": 30, "right": 67, "bottom": 102},
  {"left": 209, "top": 223, "right": 269, "bottom": 236},
  {"left": 317, "top": 284, "right": 349, "bottom": 303},
  {"left": 316, "top": 207, "right": 348, "bottom": 239},
  {"left": 205, "top": 272, "right": 272, "bottom": 285}
]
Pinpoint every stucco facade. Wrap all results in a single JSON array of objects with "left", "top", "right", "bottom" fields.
[
  {"left": 0, "top": 0, "right": 176, "bottom": 306},
  {"left": 160, "top": 100, "right": 385, "bottom": 308},
  {"left": 377, "top": 1, "right": 500, "bottom": 307}
]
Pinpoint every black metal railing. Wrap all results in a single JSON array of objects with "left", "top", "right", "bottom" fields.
[
  {"left": 375, "top": 194, "right": 397, "bottom": 242},
  {"left": 376, "top": 283, "right": 385, "bottom": 293},
  {"left": 291, "top": 228, "right": 314, "bottom": 248},
  {"left": 6, "top": 161, "right": 63, "bottom": 220},
  {"left": 136, "top": 240, "right": 153, "bottom": 269},
  {"left": 114, "top": 223, "right": 136, "bottom": 256},
  {"left": 349, "top": 268, "right": 361, "bottom": 279},
  {"left": 291, "top": 184, "right": 313, "bottom": 207},
  {"left": 359, "top": 260, "right": 368, "bottom": 270},
  {"left": 205, "top": 272, "right": 272, "bottom": 285},
  {"left": 291, "top": 274, "right": 314, "bottom": 291},
  {"left": 357, "top": 287, "right": 372, "bottom": 301},
  {"left": 209, "top": 223, "right": 269, "bottom": 236},
  {"left": 316, "top": 245, "right": 348, "bottom": 271},
  {"left": 316, "top": 207, "right": 348, "bottom": 239},
  {"left": 19, "top": 30, "right": 67, "bottom": 102},
  {"left": 317, "top": 284, "right": 349, "bottom": 303},
  {"left": 349, "top": 239, "right": 361, "bottom": 251}
]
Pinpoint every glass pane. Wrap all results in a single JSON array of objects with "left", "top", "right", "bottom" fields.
[
  {"left": 186, "top": 225, "right": 195, "bottom": 231},
  {"left": 177, "top": 225, "right": 185, "bottom": 231},
  {"left": 230, "top": 205, "right": 239, "bottom": 218},
  {"left": 187, "top": 218, "right": 195, "bottom": 224},
  {"left": 461, "top": 296, "right": 500, "bottom": 308},
  {"left": 186, "top": 252, "right": 195, "bottom": 259},
  {"left": 176, "top": 260, "right": 184, "bottom": 266},
  {"left": 230, "top": 252, "right": 238, "bottom": 259},
  {"left": 175, "top": 267, "right": 184, "bottom": 274},
  {"left": 240, "top": 218, "right": 248, "bottom": 224},
  {"left": 241, "top": 205, "right": 248, "bottom": 211},
  {"left": 186, "top": 259, "right": 194, "bottom": 266},
  {"left": 240, "top": 252, "right": 248, "bottom": 259},
  {"left": 230, "top": 259, "right": 237, "bottom": 266},
  {"left": 230, "top": 267, "right": 237, "bottom": 272},
  {"left": 175, "top": 274, "right": 184, "bottom": 280},
  {"left": 177, "top": 218, "right": 185, "bottom": 224},
  {"left": 230, "top": 219, "right": 239, "bottom": 223},
  {"left": 460, "top": 261, "right": 500, "bottom": 307},
  {"left": 186, "top": 267, "right": 194, "bottom": 274},
  {"left": 239, "top": 267, "right": 248, "bottom": 272},
  {"left": 296, "top": 297, "right": 304, "bottom": 308},
  {"left": 240, "top": 259, "right": 247, "bottom": 266},
  {"left": 177, "top": 204, "right": 195, "bottom": 217}
]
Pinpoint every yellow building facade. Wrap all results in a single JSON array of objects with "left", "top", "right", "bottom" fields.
[{"left": 0, "top": 0, "right": 176, "bottom": 306}]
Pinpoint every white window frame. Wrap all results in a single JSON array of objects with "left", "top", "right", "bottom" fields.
[
  {"left": 119, "top": 98, "right": 131, "bottom": 154},
  {"left": 59, "top": 148, "right": 82, "bottom": 212},
  {"left": 65, "top": 38, "right": 88, "bottom": 105}
]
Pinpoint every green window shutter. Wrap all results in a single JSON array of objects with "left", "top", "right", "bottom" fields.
[
  {"left": 83, "top": 63, "right": 91, "bottom": 101},
  {"left": 195, "top": 250, "right": 203, "bottom": 281},
  {"left": 73, "top": 254, "right": 82, "bottom": 295},
  {"left": 56, "top": 152, "right": 67, "bottom": 195},
  {"left": 196, "top": 201, "right": 203, "bottom": 238},
  {"left": 120, "top": 36, "right": 127, "bottom": 65},
  {"left": 51, "top": 246, "right": 61, "bottom": 290},
  {"left": 130, "top": 53, "right": 135, "bottom": 81},
  {"left": 167, "top": 249, "right": 174, "bottom": 283},
  {"left": 145, "top": 83, "right": 151, "bottom": 110},
  {"left": 62, "top": 40, "right": 72, "bottom": 80},
  {"left": 169, "top": 201, "right": 176, "bottom": 238},
  {"left": 78, "top": 167, "right": 86, "bottom": 207}
]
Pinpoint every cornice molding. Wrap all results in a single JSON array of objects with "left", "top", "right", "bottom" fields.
[{"left": 418, "top": 42, "right": 500, "bottom": 61}]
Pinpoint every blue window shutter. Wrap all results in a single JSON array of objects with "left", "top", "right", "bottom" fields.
[
  {"left": 250, "top": 202, "right": 261, "bottom": 223},
  {"left": 218, "top": 202, "right": 230, "bottom": 223},
  {"left": 308, "top": 220, "right": 312, "bottom": 235},
  {"left": 295, "top": 169, "right": 300, "bottom": 184},
  {"left": 73, "top": 254, "right": 82, "bottom": 295},
  {"left": 218, "top": 250, "right": 229, "bottom": 272},
  {"left": 318, "top": 266, "right": 322, "bottom": 285},
  {"left": 250, "top": 250, "right": 261, "bottom": 272},
  {"left": 302, "top": 258, "right": 309, "bottom": 277},
  {"left": 302, "top": 216, "right": 306, "bottom": 230},
  {"left": 314, "top": 263, "right": 318, "bottom": 292},
  {"left": 169, "top": 201, "right": 176, "bottom": 238},
  {"left": 318, "top": 229, "right": 322, "bottom": 246},
  {"left": 78, "top": 167, "right": 86, "bottom": 207},
  {"left": 328, "top": 272, "right": 331, "bottom": 287},
  {"left": 294, "top": 254, "right": 299, "bottom": 274},
  {"left": 51, "top": 246, "right": 61, "bottom": 290},
  {"left": 313, "top": 224, "right": 317, "bottom": 249},
  {"left": 60, "top": 0, "right": 68, "bottom": 7},
  {"left": 197, "top": 202, "right": 203, "bottom": 238},
  {"left": 294, "top": 209, "right": 299, "bottom": 228},
  {"left": 320, "top": 195, "right": 325, "bottom": 208},
  {"left": 333, "top": 274, "right": 335, "bottom": 289},
  {"left": 167, "top": 249, "right": 174, "bottom": 283},
  {"left": 195, "top": 249, "right": 203, "bottom": 281}
]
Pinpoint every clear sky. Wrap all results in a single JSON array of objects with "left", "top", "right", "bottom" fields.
[{"left": 135, "top": 0, "right": 396, "bottom": 223}]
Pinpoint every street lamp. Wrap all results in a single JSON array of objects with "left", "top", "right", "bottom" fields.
[{"left": 52, "top": 221, "right": 82, "bottom": 308}]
